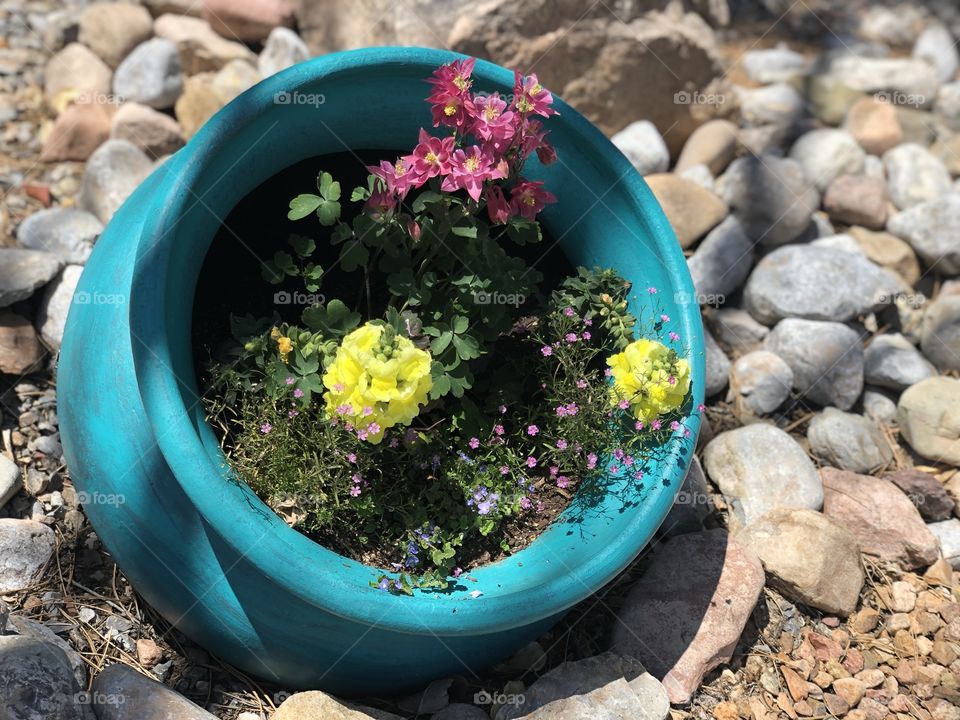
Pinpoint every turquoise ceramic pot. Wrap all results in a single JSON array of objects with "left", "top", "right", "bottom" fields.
[{"left": 58, "top": 47, "right": 704, "bottom": 695}]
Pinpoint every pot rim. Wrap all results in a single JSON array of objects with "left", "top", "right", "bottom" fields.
[{"left": 129, "top": 46, "right": 704, "bottom": 636}]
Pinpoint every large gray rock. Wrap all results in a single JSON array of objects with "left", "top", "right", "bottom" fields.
[
  {"left": 0, "top": 455, "right": 21, "bottom": 508},
  {"left": 110, "top": 103, "right": 185, "bottom": 159},
  {"left": 497, "top": 652, "right": 670, "bottom": 720},
  {"left": 863, "top": 386, "right": 899, "bottom": 424},
  {"left": 258, "top": 26, "right": 310, "bottom": 77},
  {"left": 921, "top": 286, "right": 960, "bottom": 371},
  {"left": 272, "top": 689, "right": 402, "bottom": 719},
  {"left": 153, "top": 14, "right": 257, "bottom": 74},
  {"left": 864, "top": 333, "right": 937, "bottom": 389},
  {"left": 737, "top": 508, "right": 863, "bottom": 616},
  {"left": 883, "top": 144, "right": 952, "bottom": 210},
  {"left": 743, "top": 244, "right": 900, "bottom": 325},
  {"left": 763, "top": 318, "right": 864, "bottom": 410},
  {"left": 79, "top": 139, "right": 153, "bottom": 223},
  {"left": 91, "top": 663, "right": 219, "bottom": 719},
  {"left": 112, "top": 38, "right": 184, "bottom": 109},
  {"left": 928, "top": 519, "right": 960, "bottom": 569},
  {"left": 807, "top": 407, "right": 893, "bottom": 473},
  {"left": 703, "top": 423, "right": 823, "bottom": 528},
  {"left": 728, "top": 350, "right": 793, "bottom": 415},
  {"left": 37, "top": 265, "right": 84, "bottom": 351},
  {"left": 16, "top": 207, "right": 102, "bottom": 265},
  {"left": 43, "top": 43, "right": 112, "bottom": 108},
  {"left": 789, "top": 129, "right": 865, "bottom": 192},
  {"left": 77, "top": 1, "right": 153, "bottom": 68},
  {"left": 0, "top": 519, "right": 56, "bottom": 592},
  {"left": 5, "top": 614, "right": 88, "bottom": 689},
  {"left": 935, "top": 81, "right": 960, "bottom": 130},
  {"left": 717, "top": 154, "right": 818, "bottom": 247},
  {"left": 611, "top": 120, "right": 670, "bottom": 176},
  {"left": 913, "top": 22, "right": 959, "bottom": 84},
  {"left": 0, "top": 635, "right": 93, "bottom": 720},
  {"left": 898, "top": 376, "right": 960, "bottom": 466},
  {"left": 687, "top": 216, "right": 753, "bottom": 301},
  {"left": 708, "top": 308, "right": 769, "bottom": 353},
  {"left": 826, "top": 56, "right": 938, "bottom": 109},
  {"left": 611, "top": 529, "right": 765, "bottom": 705},
  {"left": 704, "top": 327, "right": 730, "bottom": 398},
  {"left": 0, "top": 248, "right": 61, "bottom": 308},
  {"left": 887, "top": 194, "right": 960, "bottom": 275},
  {"left": 674, "top": 119, "right": 738, "bottom": 176}
]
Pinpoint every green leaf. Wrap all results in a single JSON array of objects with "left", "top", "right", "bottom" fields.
[
  {"left": 302, "top": 299, "right": 361, "bottom": 337},
  {"left": 316, "top": 199, "right": 341, "bottom": 226},
  {"left": 430, "top": 331, "right": 453, "bottom": 355},
  {"left": 451, "top": 225, "right": 477, "bottom": 238},
  {"left": 452, "top": 315, "right": 469, "bottom": 334},
  {"left": 288, "top": 194, "right": 322, "bottom": 220},
  {"left": 288, "top": 234, "right": 316, "bottom": 258},
  {"left": 451, "top": 332, "right": 480, "bottom": 360},
  {"left": 317, "top": 171, "right": 341, "bottom": 201},
  {"left": 273, "top": 251, "right": 297, "bottom": 275},
  {"left": 338, "top": 241, "right": 369, "bottom": 272},
  {"left": 412, "top": 191, "right": 443, "bottom": 214},
  {"left": 350, "top": 186, "right": 370, "bottom": 202}
]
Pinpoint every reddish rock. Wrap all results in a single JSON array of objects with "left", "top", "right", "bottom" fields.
[
  {"left": 40, "top": 101, "right": 114, "bottom": 162},
  {"left": 822, "top": 174, "right": 889, "bottom": 230},
  {"left": 0, "top": 309, "right": 44, "bottom": 374},
  {"left": 611, "top": 528, "right": 765, "bottom": 704},
  {"left": 821, "top": 468, "right": 940, "bottom": 570},
  {"left": 203, "top": 0, "right": 295, "bottom": 42},
  {"left": 883, "top": 468, "right": 956, "bottom": 522}
]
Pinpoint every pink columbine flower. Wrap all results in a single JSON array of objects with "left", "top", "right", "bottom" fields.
[
  {"left": 469, "top": 92, "right": 515, "bottom": 144},
  {"left": 368, "top": 157, "right": 416, "bottom": 199},
  {"left": 540, "top": 345, "right": 553, "bottom": 357},
  {"left": 441, "top": 145, "right": 505, "bottom": 202},
  {"left": 510, "top": 179, "right": 556, "bottom": 221},
  {"left": 485, "top": 184, "right": 512, "bottom": 225},
  {"left": 260, "top": 423, "right": 272, "bottom": 434},
  {"left": 669, "top": 331, "right": 680, "bottom": 342},
  {"left": 527, "top": 424, "right": 539, "bottom": 436},
  {"left": 526, "top": 456, "right": 537, "bottom": 468},
  {"left": 410, "top": 128, "right": 455, "bottom": 181},
  {"left": 468, "top": 437, "right": 480, "bottom": 449},
  {"left": 364, "top": 186, "right": 396, "bottom": 219},
  {"left": 513, "top": 71, "right": 557, "bottom": 117}
]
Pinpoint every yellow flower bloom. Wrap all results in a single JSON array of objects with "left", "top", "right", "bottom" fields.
[
  {"left": 276, "top": 335, "right": 293, "bottom": 363},
  {"left": 607, "top": 338, "right": 690, "bottom": 422},
  {"left": 322, "top": 322, "right": 432, "bottom": 444}
]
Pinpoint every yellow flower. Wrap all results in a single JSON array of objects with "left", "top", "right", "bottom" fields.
[
  {"left": 276, "top": 336, "right": 293, "bottom": 363},
  {"left": 607, "top": 338, "right": 690, "bottom": 422},
  {"left": 322, "top": 322, "right": 432, "bottom": 444}
]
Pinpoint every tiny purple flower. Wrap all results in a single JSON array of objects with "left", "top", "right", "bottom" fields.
[
  {"left": 526, "top": 456, "right": 537, "bottom": 468},
  {"left": 285, "top": 376, "right": 295, "bottom": 385},
  {"left": 260, "top": 422, "right": 272, "bottom": 434},
  {"left": 469, "top": 437, "right": 480, "bottom": 449},
  {"left": 556, "top": 438, "right": 568, "bottom": 450},
  {"left": 669, "top": 331, "right": 680, "bottom": 342},
  {"left": 293, "top": 388, "right": 305, "bottom": 398},
  {"left": 527, "top": 424, "right": 539, "bottom": 436},
  {"left": 541, "top": 345, "right": 553, "bottom": 356}
]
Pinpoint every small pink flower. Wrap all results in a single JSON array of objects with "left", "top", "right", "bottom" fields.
[
  {"left": 513, "top": 71, "right": 557, "bottom": 118},
  {"left": 346, "top": 453, "right": 357, "bottom": 464},
  {"left": 510, "top": 179, "right": 556, "bottom": 221},
  {"left": 441, "top": 145, "right": 505, "bottom": 202},
  {"left": 499, "top": 404, "right": 507, "bottom": 414},
  {"left": 452, "top": 566, "right": 463, "bottom": 578},
  {"left": 604, "top": 368, "right": 612, "bottom": 377},
  {"left": 669, "top": 331, "right": 680, "bottom": 342},
  {"left": 520, "top": 496, "right": 532, "bottom": 509},
  {"left": 565, "top": 332, "right": 577, "bottom": 343},
  {"left": 333, "top": 383, "right": 345, "bottom": 392},
  {"left": 527, "top": 424, "right": 539, "bottom": 436},
  {"left": 540, "top": 345, "right": 553, "bottom": 357},
  {"left": 485, "top": 184, "right": 512, "bottom": 225},
  {"left": 668, "top": 375, "right": 676, "bottom": 386},
  {"left": 499, "top": 465, "right": 509, "bottom": 475},
  {"left": 586, "top": 453, "right": 598, "bottom": 470},
  {"left": 469, "top": 92, "right": 515, "bottom": 145},
  {"left": 576, "top": 379, "right": 588, "bottom": 389},
  {"left": 647, "top": 287, "right": 657, "bottom": 294},
  {"left": 697, "top": 403, "right": 706, "bottom": 413},
  {"left": 349, "top": 485, "right": 361, "bottom": 497},
  {"left": 563, "top": 307, "right": 575, "bottom": 317},
  {"left": 285, "top": 376, "right": 295, "bottom": 385},
  {"left": 493, "top": 424, "right": 505, "bottom": 436},
  {"left": 581, "top": 331, "right": 591, "bottom": 341},
  {"left": 526, "top": 456, "right": 537, "bottom": 468},
  {"left": 583, "top": 318, "right": 593, "bottom": 326},
  {"left": 288, "top": 409, "right": 299, "bottom": 418},
  {"left": 260, "top": 423, "right": 272, "bottom": 434},
  {"left": 336, "top": 403, "right": 352, "bottom": 416},
  {"left": 362, "top": 406, "right": 374, "bottom": 417},
  {"left": 555, "top": 405, "right": 567, "bottom": 417},
  {"left": 556, "top": 476, "right": 569, "bottom": 489},
  {"left": 410, "top": 128, "right": 455, "bottom": 181},
  {"left": 660, "top": 314, "right": 670, "bottom": 323},
  {"left": 565, "top": 403, "right": 578, "bottom": 416},
  {"left": 556, "top": 439, "right": 568, "bottom": 450},
  {"left": 367, "top": 156, "right": 416, "bottom": 199},
  {"left": 670, "top": 420, "right": 682, "bottom": 432},
  {"left": 652, "top": 419, "right": 662, "bottom": 431},
  {"left": 618, "top": 399, "right": 630, "bottom": 410},
  {"left": 634, "top": 420, "right": 644, "bottom": 430},
  {"left": 549, "top": 465, "right": 559, "bottom": 476},
  {"left": 468, "top": 437, "right": 480, "bottom": 449},
  {"left": 367, "top": 422, "right": 381, "bottom": 435},
  {"left": 293, "top": 388, "right": 304, "bottom": 398}
]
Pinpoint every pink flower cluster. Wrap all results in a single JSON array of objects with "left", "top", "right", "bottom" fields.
[{"left": 366, "top": 58, "right": 558, "bottom": 224}]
